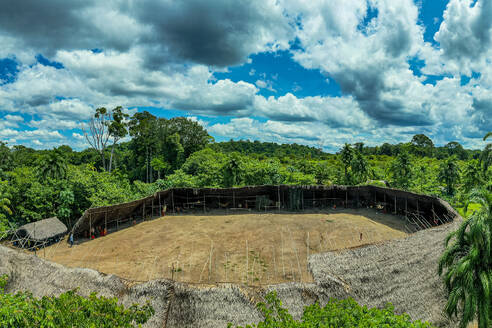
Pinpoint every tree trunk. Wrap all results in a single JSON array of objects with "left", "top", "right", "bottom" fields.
[
  {"left": 100, "top": 150, "right": 106, "bottom": 171},
  {"left": 146, "top": 146, "right": 149, "bottom": 183},
  {"left": 109, "top": 139, "right": 116, "bottom": 173}
]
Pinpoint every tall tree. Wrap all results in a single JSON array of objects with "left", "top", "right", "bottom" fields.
[
  {"left": 83, "top": 107, "right": 111, "bottom": 171},
  {"left": 390, "top": 152, "right": 413, "bottom": 189},
  {"left": 439, "top": 188, "right": 492, "bottom": 328},
  {"left": 340, "top": 143, "right": 354, "bottom": 184},
  {"left": 165, "top": 117, "right": 213, "bottom": 158},
  {"left": 438, "top": 156, "right": 461, "bottom": 195},
  {"left": 128, "top": 111, "right": 158, "bottom": 182},
  {"left": 411, "top": 134, "right": 434, "bottom": 157},
  {"left": 108, "top": 106, "right": 129, "bottom": 172}
]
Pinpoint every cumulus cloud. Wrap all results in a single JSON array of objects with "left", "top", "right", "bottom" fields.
[
  {"left": 435, "top": 0, "right": 492, "bottom": 73},
  {"left": 0, "top": 0, "right": 491, "bottom": 150}
]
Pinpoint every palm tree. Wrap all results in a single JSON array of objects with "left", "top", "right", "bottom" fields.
[
  {"left": 438, "top": 156, "right": 460, "bottom": 195},
  {"left": 439, "top": 188, "right": 492, "bottom": 328},
  {"left": 480, "top": 132, "right": 491, "bottom": 175},
  {"left": 462, "top": 160, "right": 482, "bottom": 194},
  {"left": 38, "top": 149, "right": 68, "bottom": 180}
]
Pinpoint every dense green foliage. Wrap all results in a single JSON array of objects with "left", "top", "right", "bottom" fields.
[
  {"left": 228, "top": 292, "right": 435, "bottom": 328},
  {"left": 0, "top": 110, "right": 489, "bottom": 233},
  {"left": 438, "top": 136, "right": 492, "bottom": 328},
  {"left": 0, "top": 275, "right": 153, "bottom": 327}
]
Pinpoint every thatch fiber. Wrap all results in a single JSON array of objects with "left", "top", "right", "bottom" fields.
[
  {"left": 16, "top": 217, "right": 67, "bottom": 244},
  {"left": 0, "top": 186, "right": 462, "bottom": 327}
]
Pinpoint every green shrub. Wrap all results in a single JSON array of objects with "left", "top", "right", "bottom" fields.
[
  {"left": 229, "top": 292, "right": 436, "bottom": 328},
  {"left": 0, "top": 275, "right": 154, "bottom": 327}
]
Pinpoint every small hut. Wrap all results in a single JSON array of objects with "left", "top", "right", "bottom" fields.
[{"left": 16, "top": 217, "right": 68, "bottom": 249}]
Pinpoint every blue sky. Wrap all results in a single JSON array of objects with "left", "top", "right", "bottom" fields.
[{"left": 0, "top": 0, "right": 490, "bottom": 152}]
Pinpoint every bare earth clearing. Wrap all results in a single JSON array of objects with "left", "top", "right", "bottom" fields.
[{"left": 44, "top": 209, "right": 408, "bottom": 285}]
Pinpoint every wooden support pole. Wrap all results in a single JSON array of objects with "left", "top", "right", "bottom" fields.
[
  {"left": 105, "top": 210, "right": 107, "bottom": 232},
  {"left": 405, "top": 198, "right": 408, "bottom": 219},
  {"left": 233, "top": 190, "right": 235, "bottom": 208},
  {"left": 143, "top": 201, "right": 145, "bottom": 220},
  {"left": 345, "top": 191, "right": 348, "bottom": 208},
  {"left": 89, "top": 214, "right": 92, "bottom": 239},
  {"left": 172, "top": 190, "right": 175, "bottom": 214},
  {"left": 278, "top": 185, "right": 281, "bottom": 211},
  {"left": 394, "top": 196, "right": 397, "bottom": 214},
  {"left": 203, "top": 193, "right": 206, "bottom": 213},
  {"left": 159, "top": 192, "right": 162, "bottom": 215}
]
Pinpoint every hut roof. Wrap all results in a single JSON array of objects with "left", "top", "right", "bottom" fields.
[{"left": 17, "top": 217, "right": 68, "bottom": 242}]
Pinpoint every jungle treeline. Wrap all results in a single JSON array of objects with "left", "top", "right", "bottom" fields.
[{"left": 0, "top": 110, "right": 490, "bottom": 231}]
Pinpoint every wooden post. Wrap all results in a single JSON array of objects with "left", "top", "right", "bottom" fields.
[
  {"left": 405, "top": 198, "right": 408, "bottom": 219},
  {"left": 394, "top": 196, "right": 397, "bottom": 214},
  {"left": 105, "top": 210, "right": 107, "bottom": 232},
  {"left": 278, "top": 185, "right": 281, "bottom": 211},
  {"left": 345, "top": 191, "right": 348, "bottom": 208},
  {"left": 152, "top": 198, "right": 154, "bottom": 218},
  {"left": 89, "top": 214, "right": 92, "bottom": 239},
  {"left": 233, "top": 190, "right": 235, "bottom": 208},
  {"left": 142, "top": 201, "right": 145, "bottom": 220},
  {"left": 313, "top": 189, "right": 315, "bottom": 209},
  {"left": 172, "top": 190, "right": 175, "bottom": 214},
  {"left": 203, "top": 193, "right": 206, "bottom": 213},
  {"left": 159, "top": 192, "right": 162, "bottom": 215}
]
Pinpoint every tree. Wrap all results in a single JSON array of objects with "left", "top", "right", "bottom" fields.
[
  {"left": 340, "top": 144, "right": 354, "bottom": 184},
  {"left": 150, "top": 157, "right": 170, "bottom": 180},
  {"left": 445, "top": 141, "right": 468, "bottom": 160},
  {"left": 108, "top": 106, "right": 129, "bottom": 172},
  {"left": 0, "top": 142, "right": 11, "bottom": 175},
  {"left": 0, "top": 180, "right": 12, "bottom": 232},
  {"left": 411, "top": 134, "right": 434, "bottom": 157},
  {"left": 57, "top": 189, "right": 74, "bottom": 228},
  {"left": 164, "top": 117, "right": 213, "bottom": 158},
  {"left": 480, "top": 132, "right": 491, "bottom": 174},
  {"left": 439, "top": 188, "right": 492, "bottom": 328},
  {"left": 390, "top": 152, "right": 413, "bottom": 189},
  {"left": 351, "top": 151, "right": 369, "bottom": 184},
  {"left": 223, "top": 152, "right": 244, "bottom": 187},
  {"left": 462, "top": 160, "right": 482, "bottom": 194},
  {"left": 37, "top": 149, "right": 68, "bottom": 180},
  {"left": 128, "top": 111, "right": 158, "bottom": 182},
  {"left": 83, "top": 107, "right": 111, "bottom": 171},
  {"left": 438, "top": 156, "right": 460, "bottom": 195}
]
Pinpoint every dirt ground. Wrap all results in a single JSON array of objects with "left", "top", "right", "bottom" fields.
[{"left": 44, "top": 208, "right": 408, "bottom": 285}]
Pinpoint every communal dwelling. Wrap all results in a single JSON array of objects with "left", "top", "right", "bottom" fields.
[{"left": 16, "top": 217, "right": 68, "bottom": 249}]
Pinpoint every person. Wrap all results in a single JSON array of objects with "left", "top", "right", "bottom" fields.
[
  {"left": 162, "top": 204, "right": 167, "bottom": 217},
  {"left": 69, "top": 233, "right": 74, "bottom": 247}
]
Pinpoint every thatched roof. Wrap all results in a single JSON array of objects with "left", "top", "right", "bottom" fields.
[
  {"left": 308, "top": 219, "right": 462, "bottom": 327},
  {"left": 1, "top": 191, "right": 463, "bottom": 327},
  {"left": 17, "top": 217, "right": 68, "bottom": 242},
  {"left": 72, "top": 185, "right": 459, "bottom": 237}
]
